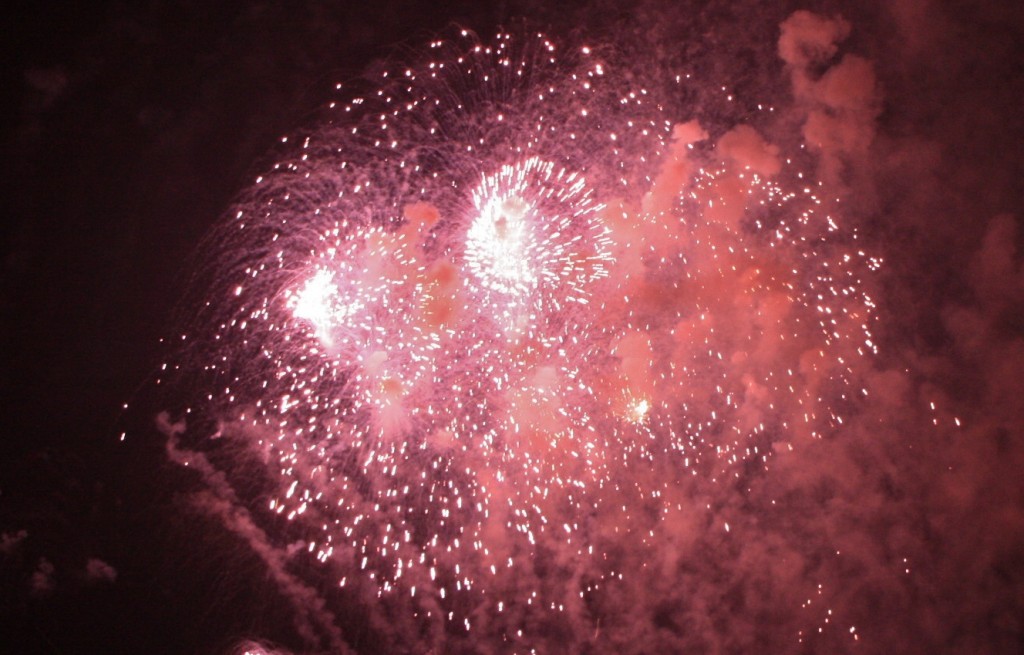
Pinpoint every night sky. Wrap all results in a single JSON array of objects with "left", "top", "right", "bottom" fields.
[{"left": 2, "top": 1, "right": 1023, "bottom": 654}]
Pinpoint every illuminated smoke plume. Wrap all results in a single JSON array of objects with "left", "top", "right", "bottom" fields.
[{"left": 159, "top": 22, "right": 884, "bottom": 654}]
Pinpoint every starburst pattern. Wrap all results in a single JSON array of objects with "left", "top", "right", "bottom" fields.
[{"left": 162, "top": 28, "right": 878, "bottom": 651}]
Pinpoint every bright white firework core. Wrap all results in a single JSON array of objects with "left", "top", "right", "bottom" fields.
[
  {"left": 464, "top": 157, "right": 610, "bottom": 321},
  {"left": 466, "top": 193, "right": 536, "bottom": 297},
  {"left": 289, "top": 269, "right": 339, "bottom": 346}
]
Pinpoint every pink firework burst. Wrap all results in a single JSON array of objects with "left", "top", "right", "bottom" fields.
[{"left": 160, "top": 27, "right": 878, "bottom": 652}]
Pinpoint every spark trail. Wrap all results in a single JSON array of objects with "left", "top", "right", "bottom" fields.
[{"left": 161, "top": 28, "right": 878, "bottom": 653}]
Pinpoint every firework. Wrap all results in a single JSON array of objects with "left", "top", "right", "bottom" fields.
[{"left": 161, "top": 28, "right": 877, "bottom": 652}]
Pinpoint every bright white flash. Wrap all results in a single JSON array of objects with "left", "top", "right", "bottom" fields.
[
  {"left": 466, "top": 193, "right": 537, "bottom": 297},
  {"left": 290, "top": 269, "right": 338, "bottom": 345}
]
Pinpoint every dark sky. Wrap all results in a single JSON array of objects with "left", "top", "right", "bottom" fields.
[
  {"left": 2, "top": 2, "right": 513, "bottom": 652},
  {"left": 2, "top": 1, "right": 1023, "bottom": 654}
]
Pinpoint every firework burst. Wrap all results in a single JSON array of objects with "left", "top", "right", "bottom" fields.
[{"left": 160, "top": 27, "right": 878, "bottom": 652}]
